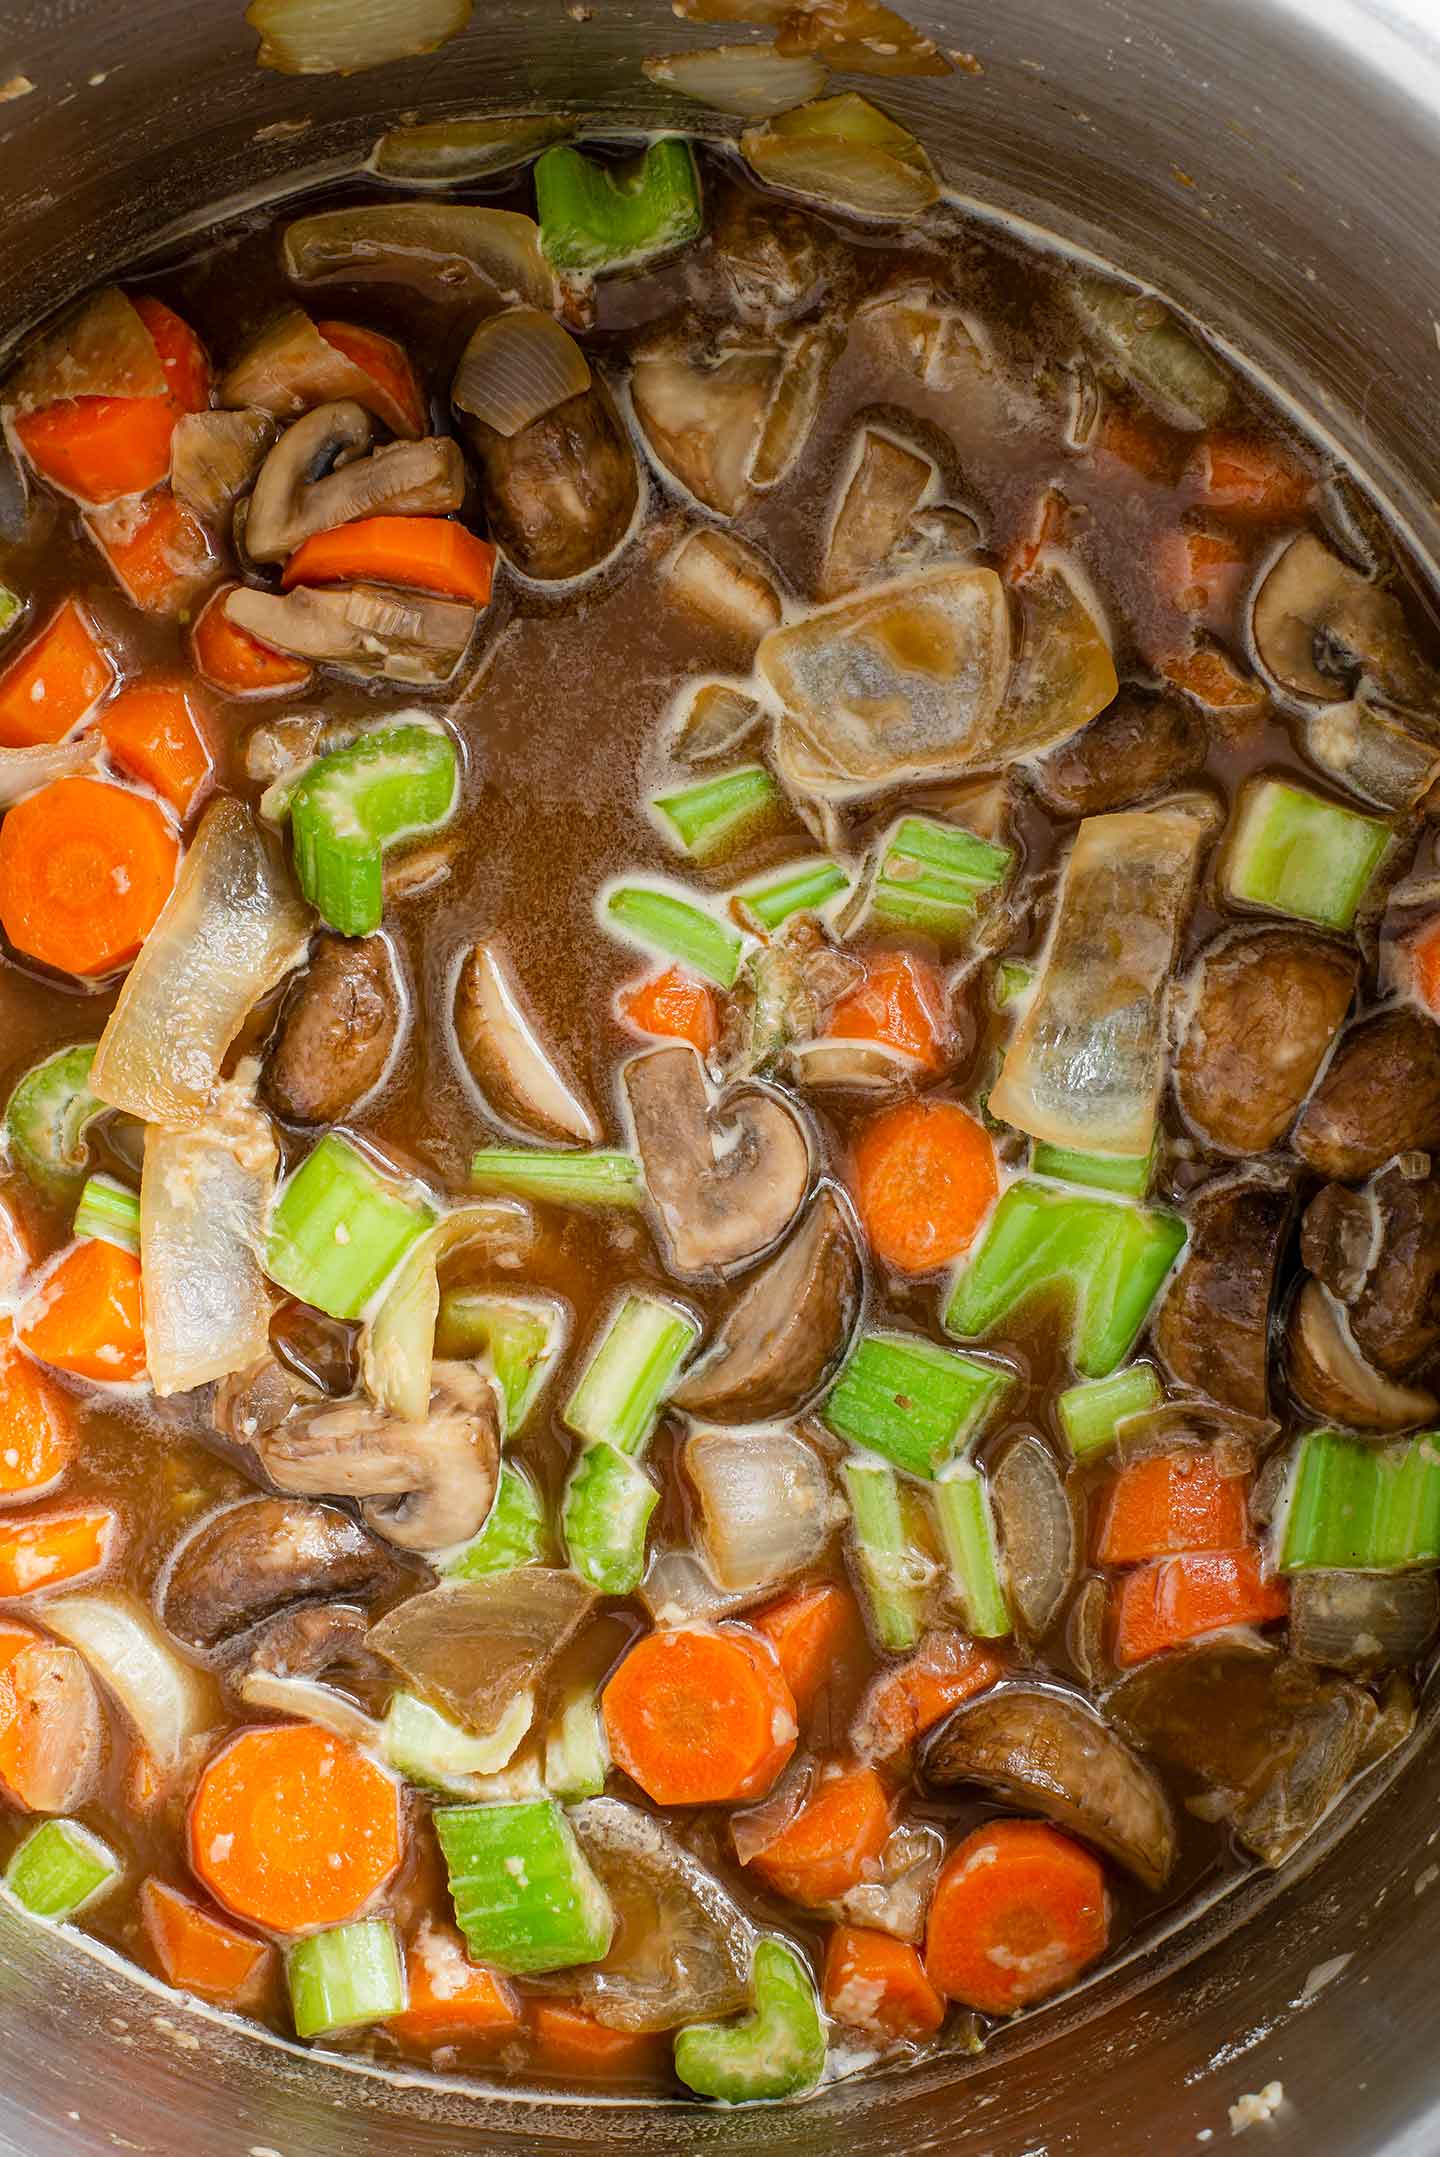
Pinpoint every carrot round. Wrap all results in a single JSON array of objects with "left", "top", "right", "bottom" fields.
[
  {"left": 829, "top": 950, "right": 946, "bottom": 1069},
  {"left": 0, "top": 600, "right": 115, "bottom": 749},
  {"left": 924, "top": 1820, "right": 1110, "bottom": 2014},
  {"left": 18, "top": 1238, "right": 146, "bottom": 1383},
  {"left": 132, "top": 297, "right": 210, "bottom": 415},
  {"left": 824, "top": 1925, "right": 946, "bottom": 2040},
  {"left": 100, "top": 679, "right": 213, "bottom": 818},
  {"left": 617, "top": 966, "right": 718, "bottom": 1053},
  {"left": 316, "top": 319, "right": 426, "bottom": 438},
  {"left": 0, "top": 775, "right": 178, "bottom": 977},
  {"left": 191, "top": 581, "right": 313, "bottom": 697},
  {"left": 391, "top": 1924, "right": 519, "bottom": 2047},
  {"left": 189, "top": 1723, "right": 401, "bottom": 1933},
  {"left": 1111, "top": 1548, "right": 1288, "bottom": 1668},
  {"left": 281, "top": 516, "right": 496, "bottom": 605},
  {"left": 748, "top": 1763, "right": 892, "bottom": 1906},
  {"left": 752, "top": 1581, "right": 863, "bottom": 1719},
  {"left": 853, "top": 1630, "right": 1004, "bottom": 1766},
  {"left": 140, "top": 1878, "right": 272, "bottom": 2003},
  {"left": 530, "top": 2001, "right": 667, "bottom": 2078},
  {"left": 601, "top": 1625, "right": 797, "bottom": 1806},
  {"left": 87, "top": 489, "right": 217, "bottom": 616},
  {"left": 851, "top": 1096, "right": 998, "bottom": 1275},
  {"left": 0, "top": 1507, "right": 115, "bottom": 1597},
  {"left": 1094, "top": 1451, "right": 1251, "bottom": 1568},
  {"left": 0, "top": 1321, "right": 73, "bottom": 1497}
]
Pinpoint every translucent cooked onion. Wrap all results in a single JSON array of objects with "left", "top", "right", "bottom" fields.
[
  {"left": 638, "top": 1546, "right": 765, "bottom": 1626},
  {"left": 170, "top": 409, "right": 276, "bottom": 523},
  {"left": 4, "top": 286, "right": 167, "bottom": 412},
  {"left": 643, "top": 45, "right": 829, "bottom": 117},
  {"left": 774, "top": 0, "right": 953, "bottom": 77},
  {"left": 750, "top": 322, "right": 840, "bottom": 489},
  {"left": 91, "top": 799, "right": 313, "bottom": 1128},
  {"left": 245, "top": 0, "right": 471, "bottom": 77},
  {"left": 730, "top": 1757, "right": 814, "bottom": 1864},
  {"left": 837, "top": 1820, "right": 943, "bottom": 1941},
  {"left": 43, "top": 1589, "right": 219, "bottom": 1773},
  {"left": 218, "top": 306, "right": 421, "bottom": 437},
  {"left": 371, "top": 113, "right": 575, "bottom": 184},
  {"left": 664, "top": 527, "right": 783, "bottom": 647},
  {"left": 0, "top": 737, "right": 96, "bottom": 804},
  {"left": 985, "top": 563, "right": 1119, "bottom": 764},
  {"left": 361, "top": 1199, "right": 533, "bottom": 1422},
  {"left": 236, "top": 1670, "right": 382, "bottom": 1745},
  {"left": 452, "top": 308, "right": 591, "bottom": 438},
  {"left": 684, "top": 1428, "right": 836, "bottom": 1591},
  {"left": 282, "top": 204, "right": 555, "bottom": 311},
  {"left": 787, "top": 1036, "right": 922, "bottom": 1092},
  {"left": 991, "top": 1432, "right": 1076, "bottom": 1639},
  {"left": 368, "top": 1570, "right": 594, "bottom": 1736},
  {"left": 741, "top": 129, "right": 938, "bottom": 218}
]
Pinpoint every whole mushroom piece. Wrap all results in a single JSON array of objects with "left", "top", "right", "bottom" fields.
[
  {"left": 1303, "top": 1162, "right": 1440, "bottom": 1380},
  {"left": 1174, "top": 927, "right": 1357, "bottom": 1156},
  {"left": 263, "top": 932, "right": 403, "bottom": 1127},
  {"left": 159, "top": 1495, "right": 412, "bottom": 1655},
  {"left": 453, "top": 939, "right": 599, "bottom": 1145},
  {"left": 1153, "top": 1174, "right": 1295, "bottom": 1421},
  {"left": 1285, "top": 1277, "right": 1437, "bottom": 1433},
  {"left": 1251, "top": 531, "right": 1436, "bottom": 708},
  {"left": 1292, "top": 1005, "right": 1440, "bottom": 1180}
]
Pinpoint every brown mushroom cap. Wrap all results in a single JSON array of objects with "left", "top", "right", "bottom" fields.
[
  {"left": 462, "top": 382, "right": 638, "bottom": 582},
  {"left": 453, "top": 939, "right": 599, "bottom": 1145},
  {"left": 1153, "top": 1174, "right": 1295, "bottom": 1421},
  {"left": 1292, "top": 1005, "right": 1440, "bottom": 1180},
  {"left": 1174, "top": 927, "right": 1357, "bottom": 1155},
  {"left": 263, "top": 933, "right": 403, "bottom": 1127},
  {"left": 1303, "top": 1163, "right": 1440, "bottom": 1379},
  {"left": 1285, "top": 1277, "right": 1438, "bottom": 1433},
  {"left": 160, "top": 1496, "right": 411, "bottom": 1653},
  {"left": 1030, "top": 689, "right": 1207, "bottom": 817}
]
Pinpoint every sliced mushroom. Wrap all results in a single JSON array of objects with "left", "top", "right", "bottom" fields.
[
  {"left": 459, "top": 382, "right": 638, "bottom": 582},
  {"left": 631, "top": 325, "right": 781, "bottom": 518},
  {"left": 1153, "top": 1174, "right": 1295, "bottom": 1421},
  {"left": 212, "top": 1354, "right": 322, "bottom": 1448},
  {"left": 1251, "top": 532, "right": 1437, "bottom": 707},
  {"left": 244, "top": 401, "right": 465, "bottom": 564},
  {"left": 1303, "top": 1163, "right": 1440, "bottom": 1380},
  {"left": 1288, "top": 1569, "right": 1439, "bottom": 1674},
  {"left": 991, "top": 1434, "right": 1076, "bottom": 1639},
  {"left": 159, "top": 1496, "right": 411, "bottom": 1654},
  {"left": 1292, "top": 1005, "right": 1440, "bottom": 1180},
  {"left": 170, "top": 408, "right": 277, "bottom": 524},
  {"left": 236, "top": 1600, "right": 381, "bottom": 1683},
  {"left": 454, "top": 940, "right": 599, "bottom": 1145},
  {"left": 1285, "top": 1277, "right": 1437, "bottom": 1432},
  {"left": 624, "top": 1043, "right": 810, "bottom": 1275},
  {"left": 1300, "top": 1181, "right": 1379, "bottom": 1304},
  {"left": 1029, "top": 689, "right": 1208, "bottom": 817},
  {"left": 263, "top": 933, "right": 403, "bottom": 1127},
  {"left": 1304, "top": 693, "right": 1440, "bottom": 812},
  {"left": 664, "top": 528, "right": 783, "bottom": 651},
  {"left": 224, "top": 582, "right": 476, "bottom": 686},
  {"left": 672, "top": 1187, "right": 863, "bottom": 1421},
  {"left": 818, "top": 429, "right": 934, "bottom": 602},
  {"left": 1175, "top": 928, "right": 1357, "bottom": 1156},
  {"left": 924, "top": 1684, "right": 1177, "bottom": 1891}
]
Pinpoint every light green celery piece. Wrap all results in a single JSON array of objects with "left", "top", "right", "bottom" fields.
[
  {"left": 733, "top": 856, "right": 850, "bottom": 933},
  {"left": 1279, "top": 1429, "right": 1440, "bottom": 1572},
  {"left": 469, "top": 1147, "right": 642, "bottom": 1211},
  {"left": 535, "top": 139, "right": 702, "bottom": 273},
  {"left": 545, "top": 1686, "right": 608, "bottom": 1802},
  {"left": 869, "top": 814, "right": 1014, "bottom": 940},
  {"left": 564, "top": 1292, "right": 699, "bottom": 1454},
  {"left": 443, "top": 1460, "right": 548, "bottom": 1579},
  {"left": 265, "top": 1132, "right": 434, "bottom": 1322},
  {"left": 289, "top": 721, "right": 459, "bottom": 938},
  {"left": 4, "top": 1042, "right": 104, "bottom": 1201},
  {"left": 0, "top": 585, "right": 20, "bottom": 636},
  {"left": 562, "top": 1441, "right": 659, "bottom": 1594},
  {"left": 1031, "top": 1139, "right": 1154, "bottom": 1198},
  {"left": 434, "top": 1798, "right": 614, "bottom": 1974},
  {"left": 653, "top": 765, "right": 782, "bottom": 863},
  {"left": 1223, "top": 778, "right": 1389, "bottom": 931},
  {"left": 287, "top": 1920, "right": 405, "bottom": 2040},
  {"left": 842, "top": 1456, "right": 927, "bottom": 1652},
  {"left": 605, "top": 884, "right": 744, "bottom": 989},
  {"left": 73, "top": 1173, "right": 140, "bottom": 1254},
  {"left": 674, "top": 1937, "right": 826, "bottom": 2103},
  {"left": 995, "top": 960, "right": 1035, "bottom": 1008},
  {"left": 934, "top": 1462, "right": 1012, "bottom": 1638},
  {"left": 1057, "top": 1364, "right": 1164, "bottom": 1461},
  {"left": 5, "top": 1819, "right": 119, "bottom": 1920},
  {"left": 383, "top": 1688, "right": 534, "bottom": 1794},
  {"left": 823, "top": 1330, "right": 1013, "bottom": 1478},
  {"left": 435, "top": 1291, "right": 566, "bottom": 1433}
]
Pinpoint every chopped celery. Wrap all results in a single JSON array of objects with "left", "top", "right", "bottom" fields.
[
  {"left": 5, "top": 1818, "right": 119, "bottom": 1920},
  {"left": 1032, "top": 1139, "right": 1154, "bottom": 1197},
  {"left": 823, "top": 1330, "right": 1013, "bottom": 1478},
  {"left": 674, "top": 1936, "right": 826, "bottom": 2103},
  {"left": 605, "top": 883, "right": 744, "bottom": 989},
  {"left": 289, "top": 721, "right": 459, "bottom": 938},
  {"left": 443, "top": 1461, "right": 548, "bottom": 1579},
  {"left": 0, "top": 585, "right": 20, "bottom": 637},
  {"left": 265, "top": 1132, "right": 434, "bottom": 1322},
  {"left": 995, "top": 960, "right": 1035, "bottom": 1007},
  {"left": 842, "top": 1456, "right": 927, "bottom": 1651},
  {"left": 934, "top": 1463, "right": 1012, "bottom": 1638},
  {"left": 562, "top": 1441, "right": 659, "bottom": 1594},
  {"left": 1223, "top": 778, "right": 1389, "bottom": 931},
  {"left": 469, "top": 1147, "right": 643, "bottom": 1211},
  {"left": 535, "top": 139, "right": 702, "bottom": 274},
  {"left": 4, "top": 1042, "right": 104, "bottom": 1201},
  {"left": 944, "top": 1178, "right": 1186, "bottom": 1379},
  {"left": 653, "top": 765, "right": 782, "bottom": 864},
  {"left": 287, "top": 1919, "right": 405, "bottom": 2040},
  {"left": 383, "top": 1688, "right": 534, "bottom": 1793},
  {"left": 1057, "top": 1364, "right": 1164, "bottom": 1461},
  {"left": 545, "top": 1685, "right": 608, "bottom": 1802},
  {"left": 868, "top": 814, "right": 1014, "bottom": 940},
  {"left": 564, "top": 1292, "right": 699, "bottom": 1454},
  {"left": 435, "top": 1291, "right": 566, "bottom": 1433},
  {"left": 73, "top": 1173, "right": 140, "bottom": 1255},
  {"left": 1278, "top": 1429, "right": 1440, "bottom": 1572},
  {"left": 434, "top": 1797, "right": 614, "bottom": 1974},
  {"left": 733, "top": 856, "right": 850, "bottom": 933}
]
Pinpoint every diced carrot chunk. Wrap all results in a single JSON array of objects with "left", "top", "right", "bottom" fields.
[
  {"left": 752, "top": 1582, "right": 865, "bottom": 1718},
  {"left": 530, "top": 2002, "right": 667, "bottom": 2078},
  {"left": 829, "top": 950, "right": 946, "bottom": 1068},
  {"left": 824, "top": 1925, "right": 946, "bottom": 2039},
  {"left": 0, "top": 1508, "right": 115, "bottom": 1597},
  {"left": 617, "top": 966, "right": 719, "bottom": 1053},
  {"left": 853, "top": 1632, "right": 1004, "bottom": 1765},
  {"left": 17, "top": 1239, "right": 147, "bottom": 1382},
  {"left": 1187, "top": 430, "right": 1311, "bottom": 521},
  {"left": 0, "top": 600, "right": 114, "bottom": 748},
  {"left": 141, "top": 1878, "right": 272, "bottom": 2003},
  {"left": 87, "top": 490, "right": 218, "bottom": 616},
  {"left": 101, "top": 679, "right": 214, "bottom": 817},
  {"left": 748, "top": 1763, "right": 893, "bottom": 1906},
  {"left": 1111, "top": 1548, "right": 1289, "bottom": 1666},
  {"left": 391, "top": 1922, "right": 520, "bottom": 2046},
  {"left": 191, "top": 581, "right": 313, "bottom": 697},
  {"left": 1094, "top": 1451, "right": 1251, "bottom": 1567},
  {"left": 0, "top": 1321, "right": 73, "bottom": 1498}
]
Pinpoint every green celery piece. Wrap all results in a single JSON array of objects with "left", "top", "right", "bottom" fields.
[
  {"left": 605, "top": 884, "right": 743, "bottom": 989},
  {"left": 383, "top": 1688, "right": 534, "bottom": 1793},
  {"left": 545, "top": 1685, "right": 608, "bottom": 1802},
  {"left": 435, "top": 1797, "right": 614, "bottom": 1974},
  {"left": 842, "top": 1456, "right": 926, "bottom": 1651},
  {"left": 733, "top": 856, "right": 850, "bottom": 933},
  {"left": 870, "top": 814, "right": 1014, "bottom": 940},
  {"left": 435, "top": 1291, "right": 566, "bottom": 1433},
  {"left": 5, "top": 1819, "right": 119, "bottom": 1919},
  {"left": 443, "top": 1461, "right": 548, "bottom": 1579},
  {"left": 73, "top": 1173, "right": 140, "bottom": 1254},
  {"left": 1057, "top": 1364, "right": 1163, "bottom": 1461},
  {"left": 934, "top": 1463, "right": 1012, "bottom": 1638},
  {"left": 944, "top": 1178, "right": 1186, "bottom": 1379},
  {"left": 287, "top": 1920, "right": 404, "bottom": 2039},
  {"left": 564, "top": 1292, "right": 699, "bottom": 1454},
  {"left": 1279, "top": 1429, "right": 1440, "bottom": 1572},
  {"left": 653, "top": 765, "right": 782, "bottom": 863},
  {"left": 265, "top": 1132, "right": 434, "bottom": 1322},
  {"left": 1224, "top": 778, "right": 1389, "bottom": 931},
  {"left": 469, "top": 1147, "right": 642, "bottom": 1210},
  {"left": 674, "top": 1937, "right": 826, "bottom": 2103},
  {"left": 1032, "top": 1139, "right": 1154, "bottom": 1197},
  {"left": 4, "top": 1042, "right": 104, "bottom": 1201},
  {"left": 823, "top": 1330, "right": 1013, "bottom": 1478},
  {"left": 289, "top": 721, "right": 459, "bottom": 937},
  {"left": 562, "top": 1441, "right": 659, "bottom": 1594},
  {"left": 995, "top": 960, "right": 1035, "bottom": 1007},
  {"left": 536, "top": 139, "right": 702, "bottom": 273},
  {"left": 0, "top": 585, "right": 21, "bottom": 637}
]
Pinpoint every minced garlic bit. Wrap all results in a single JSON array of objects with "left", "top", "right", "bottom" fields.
[{"left": 1229, "top": 2081, "right": 1284, "bottom": 2135}]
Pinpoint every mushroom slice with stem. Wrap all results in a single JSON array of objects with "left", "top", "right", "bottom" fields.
[
  {"left": 171, "top": 408, "right": 277, "bottom": 524},
  {"left": 224, "top": 583, "right": 476, "bottom": 686},
  {"left": 244, "top": 401, "right": 465, "bottom": 564},
  {"left": 1153, "top": 1173, "right": 1295, "bottom": 1422},
  {"left": 624, "top": 1042, "right": 811, "bottom": 1276},
  {"left": 664, "top": 528, "right": 784, "bottom": 651},
  {"left": 1285, "top": 1277, "right": 1438, "bottom": 1434},
  {"left": 672, "top": 1186, "right": 863, "bottom": 1422},
  {"left": 454, "top": 939, "right": 600, "bottom": 1145},
  {"left": 1292, "top": 1005, "right": 1440, "bottom": 1180},
  {"left": 630, "top": 326, "right": 782, "bottom": 519},
  {"left": 159, "top": 1496, "right": 411, "bottom": 1655},
  {"left": 1174, "top": 927, "right": 1358, "bottom": 1156},
  {"left": 817, "top": 428, "right": 935, "bottom": 602},
  {"left": 1251, "top": 531, "right": 1438, "bottom": 707}
]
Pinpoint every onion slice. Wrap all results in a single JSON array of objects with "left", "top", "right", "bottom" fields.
[
  {"left": 282, "top": 204, "right": 555, "bottom": 311},
  {"left": 371, "top": 113, "right": 576, "bottom": 184},
  {"left": 684, "top": 1428, "right": 836, "bottom": 1592},
  {"left": 236, "top": 1670, "right": 382, "bottom": 1745},
  {"left": 245, "top": 0, "right": 471, "bottom": 77},
  {"left": 990, "top": 1432, "right": 1076, "bottom": 1638},
  {"left": 42, "top": 1589, "right": 219, "bottom": 1773},
  {"left": 741, "top": 130, "right": 938, "bottom": 218},
  {"left": 452, "top": 307, "right": 591, "bottom": 439},
  {"left": 4, "top": 286, "right": 166, "bottom": 412},
  {"left": 362, "top": 1198, "right": 533, "bottom": 1422},
  {"left": 643, "top": 45, "right": 829, "bottom": 117},
  {"left": 0, "top": 736, "right": 97, "bottom": 805}
]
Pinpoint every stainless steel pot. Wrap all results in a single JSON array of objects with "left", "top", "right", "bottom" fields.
[{"left": 1, "top": 1, "right": 1438, "bottom": 2149}]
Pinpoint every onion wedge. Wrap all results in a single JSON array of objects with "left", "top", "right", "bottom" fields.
[
  {"left": 0, "top": 736, "right": 96, "bottom": 806},
  {"left": 281, "top": 204, "right": 555, "bottom": 311},
  {"left": 245, "top": 0, "right": 471, "bottom": 77},
  {"left": 43, "top": 1589, "right": 219, "bottom": 1774},
  {"left": 362, "top": 1199, "right": 534, "bottom": 1423}
]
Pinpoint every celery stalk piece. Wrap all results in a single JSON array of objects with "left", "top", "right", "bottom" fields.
[
  {"left": 1031, "top": 1139, "right": 1154, "bottom": 1197},
  {"left": 5, "top": 1819, "right": 120, "bottom": 1920},
  {"left": 1057, "top": 1364, "right": 1164, "bottom": 1461},
  {"left": 674, "top": 1936, "right": 826, "bottom": 2103},
  {"left": 434, "top": 1797, "right": 614, "bottom": 1974},
  {"left": 652, "top": 765, "right": 783, "bottom": 863},
  {"left": 1223, "top": 778, "right": 1389, "bottom": 931},
  {"left": 732, "top": 856, "right": 851, "bottom": 933},
  {"left": 995, "top": 960, "right": 1035, "bottom": 1007},
  {"left": 823, "top": 1330, "right": 1013, "bottom": 1478},
  {"left": 564, "top": 1292, "right": 699, "bottom": 1454},
  {"left": 434, "top": 1291, "right": 567, "bottom": 1433},
  {"left": 842, "top": 1456, "right": 927, "bottom": 1651},
  {"left": 545, "top": 1685, "right": 608, "bottom": 1802},
  {"left": 563, "top": 1441, "right": 659, "bottom": 1594},
  {"left": 867, "top": 814, "right": 1014, "bottom": 940},
  {"left": 1278, "top": 1429, "right": 1440, "bottom": 1572},
  {"left": 0, "top": 585, "right": 20, "bottom": 637},
  {"left": 934, "top": 1462, "right": 1012, "bottom": 1638},
  {"left": 383, "top": 1688, "right": 534, "bottom": 1794},
  {"left": 535, "top": 139, "right": 703, "bottom": 274},
  {"left": 944, "top": 1178, "right": 1186, "bottom": 1379},
  {"left": 287, "top": 1919, "right": 405, "bottom": 2040},
  {"left": 442, "top": 1460, "right": 548, "bottom": 1579},
  {"left": 265, "top": 1133, "right": 434, "bottom": 1322},
  {"left": 469, "top": 1147, "right": 643, "bottom": 1211},
  {"left": 4, "top": 1042, "right": 104, "bottom": 1201},
  {"left": 604, "top": 883, "right": 744, "bottom": 989},
  {"left": 73, "top": 1173, "right": 140, "bottom": 1255},
  {"left": 288, "top": 721, "right": 459, "bottom": 938}
]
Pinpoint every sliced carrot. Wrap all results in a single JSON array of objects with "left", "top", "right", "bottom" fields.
[
  {"left": 15, "top": 397, "right": 179, "bottom": 505},
  {"left": 390, "top": 1922, "right": 520, "bottom": 2046},
  {"left": 0, "top": 775, "right": 179, "bottom": 977},
  {"left": 1003, "top": 486, "right": 1069, "bottom": 584},
  {"left": 1155, "top": 524, "right": 1249, "bottom": 620},
  {"left": 101, "top": 679, "right": 214, "bottom": 817},
  {"left": 1093, "top": 407, "right": 1185, "bottom": 486},
  {"left": 0, "top": 1507, "right": 115, "bottom": 1597},
  {"left": 140, "top": 1878, "right": 272, "bottom": 2003},
  {"left": 829, "top": 950, "right": 946, "bottom": 1069},
  {"left": 1160, "top": 643, "right": 1266, "bottom": 711},
  {"left": 0, "top": 1639, "right": 102, "bottom": 1810},
  {"left": 601, "top": 1624, "right": 797, "bottom": 1807},
  {"left": 132, "top": 297, "right": 210, "bottom": 416},
  {"left": 0, "top": 1320, "right": 73, "bottom": 1498},
  {"left": 752, "top": 1582, "right": 864, "bottom": 1719},
  {"left": 191, "top": 580, "right": 314, "bottom": 697},
  {"left": 1111, "top": 1547, "right": 1289, "bottom": 1667},
  {"left": 189, "top": 1723, "right": 401, "bottom": 1933},
  {"left": 282, "top": 516, "right": 496, "bottom": 606},
  {"left": 87, "top": 490, "right": 218, "bottom": 617},
  {"left": 530, "top": 2001, "right": 667, "bottom": 2078},
  {"left": 853, "top": 1631, "right": 1004, "bottom": 1766},
  {"left": 316, "top": 319, "right": 426, "bottom": 439},
  {"left": 823, "top": 1925, "right": 946, "bottom": 2040},
  {"left": 1094, "top": 1450, "right": 1251, "bottom": 1567},
  {"left": 0, "top": 600, "right": 114, "bottom": 749},
  {"left": 17, "top": 1239, "right": 146, "bottom": 1383},
  {"left": 749, "top": 1763, "right": 893, "bottom": 1906},
  {"left": 0, "top": 1620, "right": 39, "bottom": 1674},
  {"left": 1187, "top": 430, "right": 1310, "bottom": 521},
  {"left": 617, "top": 966, "right": 719, "bottom": 1053},
  {"left": 925, "top": 1819, "right": 1109, "bottom": 2014},
  {"left": 851, "top": 1096, "right": 998, "bottom": 1275},
  {"left": 1410, "top": 917, "right": 1440, "bottom": 1016}
]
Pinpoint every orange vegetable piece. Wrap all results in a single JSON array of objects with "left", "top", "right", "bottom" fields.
[
  {"left": 87, "top": 490, "right": 218, "bottom": 616},
  {"left": 15, "top": 397, "right": 179, "bottom": 505},
  {"left": 141, "top": 1878, "right": 272, "bottom": 2003},
  {"left": 317, "top": 319, "right": 426, "bottom": 438},
  {"left": 829, "top": 950, "right": 946, "bottom": 1069},
  {"left": 1187, "top": 430, "right": 1310, "bottom": 521},
  {"left": 602, "top": 1624, "right": 797, "bottom": 1807},
  {"left": 281, "top": 516, "right": 497, "bottom": 606},
  {"left": 189, "top": 1723, "right": 401, "bottom": 1933},
  {"left": 1410, "top": 917, "right": 1440, "bottom": 1016},
  {"left": 748, "top": 1763, "right": 893, "bottom": 1906},
  {"left": 132, "top": 297, "right": 210, "bottom": 415},
  {"left": 1156, "top": 523, "right": 1250, "bottom": 620},
  {"left": 0, "top": 1507, "right": 115, "bottom": 1597},
  {"left": 851, "top": 1096, "right": 998, "bottom": 1275},
  {"left": 17, "top": 1238, "right": 146, "bottom": 1382},
  {"left": 0, "top": 1320, "right": 73, "bottom": 1497},
  {"left": 0, "top": 1638, "right": 102, "bottom": 1811},
  {"left": 190, "top": 581, "right": 313, "bottom": 697},
  {"left": 925, "top": 1820, "right": 1110, "bottom": 2014},
  {"left": 1160, "top": 643, "right": 1266, "bottom": 711},
  {"left": 823, "top": 1924, "right": 946, "bottom": 2040},
  {"left": 752, "top": 1581, "right": 864, "bottom": 1718},
  {"left": 530, "top": 2001, "right": 668, "bottom": 2078},
  {"left": 1094, "top": 408, "right": 1184, "bottom": 485},
  {"left": 0, "top": 775, "right": 178, "bottom": 978},
  {"left": 1003, "top": 485, "right": 1069, "bottom": 584},
  {"left": 853, "top": 1631, "right": 1004, "bottom": 1766},
  {"left": 1094, "top": 1450, "right": 1251, "bottom": 1567},
  {"left": 101, "top": 679, "right": 214, "bottom": 817},
  {"left": 1111, "top": 1548, "right": 1289, "bottom": 1667},
  {"left": 617, "top": 966, "right": 718, "bottom": 1053},
  {"left": 0, "top": 600, "right": 114, "bottom": 749},
  {"left": 390, "top": 1922, "right": 520, "bottom": 2047}
]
